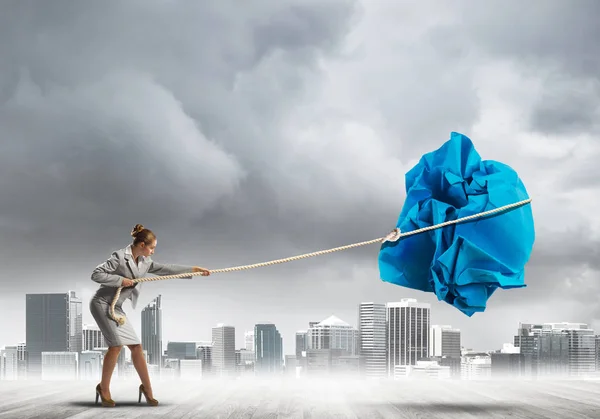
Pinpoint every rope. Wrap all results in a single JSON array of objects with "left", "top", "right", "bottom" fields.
[{"left": 110, "top": 197, "right": 532, "bottom": 325}]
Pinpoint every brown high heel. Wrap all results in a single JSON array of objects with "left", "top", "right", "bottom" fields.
[
  {"left": 138, "top": 384, "right": 159, "bottom": 406},
  {"left": 95, "top": 384, "right": 116, "bottom": 407}
]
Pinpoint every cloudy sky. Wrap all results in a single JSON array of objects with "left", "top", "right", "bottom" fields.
[{"left": 1, "top": 0, "right": 599, "bottom": 354}]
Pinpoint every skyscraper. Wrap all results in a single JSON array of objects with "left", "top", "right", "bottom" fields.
[
  {"left": 25, "top": 291, "right": 82, "bottom": 377},
  {"left": 429, "top": 324, "right": 461, "bottom": 378},
  {"left": 196, "top": 343, "right": 213, "bottom": 376},
  {"left": 245, "top": 331, "right": 254, "bottom": 352},
  {"left": 167, "top": 342, "right": 198, "bottom": 360},
  {"left": 212, "top": 324, "right": 235, "bottom": 377},
  {"left": 546, "top": 323, "right": 595, "bottom": 376},
  {"left": 295, "top": 331, "right": 307, "bottom": 358},
  {"left": 387, "top": 299, "right": 430, "bottom": 374},
  {"left": 429, "top": 325, "right": 461, "bottom": 358},
  {"left": 254, "top": 323, "right": 283, "bottom": 375},
  {"left": 595, "top": 336, "right": 600, "bottom": 372},
  {"left": 141, "top": 295, "right": 163, "bottom": 367},
  {"left": 514, "top": 323, "right": 543, "bottom": 376},
  {"left": 1, "top": 346, "right": 18, "bottom": 380},
  {"left": 68, "top": 291, "right": 83, "bottom": 355},
  {"left": 83, "top": 324, "right": 105, "bottom": 352},
  {"left": 358, "top": 302, "right": 387, "bottom": 378},
  {"left": 16, "top": 342, "right": 27, "bottom": 379},
  {"left": 514, "top": 322, "right": 594, "bottom": 377},
  {"left": 307, "top": 315, "right": 359, "bottom": 355}
]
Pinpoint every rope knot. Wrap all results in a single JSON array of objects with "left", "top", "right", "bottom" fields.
[{"left": 382, "top": 228, "right": 401, "bottom": 243}]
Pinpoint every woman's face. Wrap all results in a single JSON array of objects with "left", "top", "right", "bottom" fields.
[{"left": 141, "top": 239, "right": 157, "bottom": 257}]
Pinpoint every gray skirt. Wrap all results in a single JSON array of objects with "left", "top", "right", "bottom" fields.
[{"left": 89, "top": 289, "right": 140, "bottom": 347}]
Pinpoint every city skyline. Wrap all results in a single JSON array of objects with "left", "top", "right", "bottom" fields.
[
  {"left": 0, "top": 290, "right": 576, "bottom": 356},
  {"left": 4, "top": 289, "right": 599, "bottom": 382},
  {"left": 2, "top": 290, "right": 597, "bottom": 358}
]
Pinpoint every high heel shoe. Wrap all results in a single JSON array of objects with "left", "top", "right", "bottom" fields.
[
  {"left": 95, "top": 384, "right": 116, "bottom": 407},
  {"left": 138, "top": 384, "right": 159, "bottom": 406}
]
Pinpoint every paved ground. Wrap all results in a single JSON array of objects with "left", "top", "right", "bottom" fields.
[{"left": 1, "top": 377, "right": 600, "bottom": 418}]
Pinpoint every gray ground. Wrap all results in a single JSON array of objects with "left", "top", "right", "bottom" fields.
[{"left": 1, "top": 377, "right": 599, "bottom": 418}]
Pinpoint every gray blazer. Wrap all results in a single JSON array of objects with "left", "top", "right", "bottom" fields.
[{"left": 91, "top": 244, "right": 194, "bottom": 309}]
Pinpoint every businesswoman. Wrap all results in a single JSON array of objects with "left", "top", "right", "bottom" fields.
[{"left": 90, "top": 224, "right": 209, "bottom": 407}]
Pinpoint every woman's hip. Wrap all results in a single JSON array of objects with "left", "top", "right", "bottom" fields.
[{"left": 90, "top": 296, "right": 125, "bottom": 318}]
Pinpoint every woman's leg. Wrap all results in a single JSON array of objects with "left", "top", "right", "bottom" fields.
[
  {"left": 100, "top": 346, "right": 122, "bottom": 398},
  {"left": 128, "top": 344, "right": 154, "bottom": 398}
]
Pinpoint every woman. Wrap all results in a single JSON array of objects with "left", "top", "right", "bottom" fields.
[{"left": 89, "top": 224, "right": 209, "bottom": 407}]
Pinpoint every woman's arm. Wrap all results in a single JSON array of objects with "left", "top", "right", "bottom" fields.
[
  {"left": 148, "top": 260, "right": 210, "bottom": 277},
  {"left": 91, "top": 252, "right": 125, "bottom": 287},
  {"left": 148, "top": 260, "right": 193, "bottom": 276}
]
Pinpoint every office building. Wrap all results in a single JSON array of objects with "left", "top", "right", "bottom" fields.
[
  {"left": 254, "top": 323, "right": 283, "bottom": 375},
  {"left": 387, "top": 299, "right": 430, "bottom": 374},
  {"left": 212, "top": 324, "right": 235, "bottom": 377},
  {"left": 26, "top": 291, "right": 82, "bottom": 377},
  {"left": 141, "top": 295, "right": 163, "bottom": 367},
  {"left": 358, "top": 302, "right": 387, "bottom": 378},
  {"left": 83, "top": 324, "right": 105, "bottom": 352},
  {"left": 307, "top": 315, "right": 359, "bottom": 355}
]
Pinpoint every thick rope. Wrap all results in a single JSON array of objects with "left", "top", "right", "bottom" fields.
[{"left": 110, "top": 198, "right": 532, "bottom": 325}]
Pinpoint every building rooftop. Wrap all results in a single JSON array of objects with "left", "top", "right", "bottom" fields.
[{"left": 315, "top": 315, "right": 351, "bottom": 328}]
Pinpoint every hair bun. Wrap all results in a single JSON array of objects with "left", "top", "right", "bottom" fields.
[{"left": 131, "top": 224, "right": 145, "bottom": 237}]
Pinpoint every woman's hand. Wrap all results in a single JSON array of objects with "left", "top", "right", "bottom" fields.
[
  {"left": 122, "top": 278, "right": 135, "bottom": 287},
  {"left": 192, "top": 266, "right": 211, "bottom": 276}
]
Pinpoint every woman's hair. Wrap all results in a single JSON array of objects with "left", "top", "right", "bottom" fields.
[{"left": 131, "top": 224, "right": 156, "bottom": 246}]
